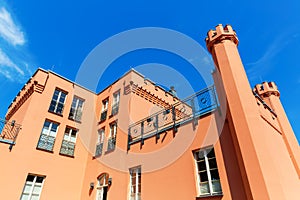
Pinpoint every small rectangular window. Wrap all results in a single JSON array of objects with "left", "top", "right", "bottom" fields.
[
  {"left": 95, "top": 128, "right": 105, "bottom": 156},
  {"left": 194, "top": 148, "right": 222, "bottom": 196},
  {"left": 107, "top": 122, "right": 117, "bottom": 151},
  {"left": 129, "top": 166, "right": 141, "bottom": 200},
  {"left": 69, "top": 96, "right": 84, "bottom": 121},
  {"left": 37, "top": 120, "right": 59, "bottom": 151},
  {"left": 49, "top": 89, "right": 67, "bottom": 115},
  {"left": 20, "top": 174, "right": 45, "bottom": 200},
  {"left": 100, "top": 98, "right": 109, "bottom": 121},
  {"left": 111, "top": 91, "right": 120, "bottom": 116},
  {"left": 60, "top": 127, "right": 77, "bottom": 156}
]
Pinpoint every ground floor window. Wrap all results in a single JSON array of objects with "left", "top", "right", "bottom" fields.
[
  {"left": 194, "top": 148, "right": 222, "bottom": 196},
  {"left": 129, "top": 166, "right": 141, "bottom": 200},
  {"left": 20, "top": 174, "right": 45, "bottom": 200},
  {"left": 96, "top": 173, "right": 109, "bottom": 200}
]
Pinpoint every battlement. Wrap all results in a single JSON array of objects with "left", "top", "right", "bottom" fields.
[
  {"left": 253, "top": 82, "right": 280, "bottom": 98},
  {"left": 205, "top": 24, "right": 239, "bottom": 53}
]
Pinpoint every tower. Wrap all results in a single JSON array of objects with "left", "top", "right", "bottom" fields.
[{"left": 206, "top": 24, "right": 300, "bottom": 199}]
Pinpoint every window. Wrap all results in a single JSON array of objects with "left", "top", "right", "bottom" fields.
[
  {"left": 95, "top": 128, "right": 105, "bottom": 156},
  {"left": 194, "top": 148, "right": 222, "bottom": 196},
  {"left": 111, "top": 91, "right": 120, "bottom": 116},
  {"left": 49, "top": 89, "right": 67, "bottom": 115},
  {"left": 96, "top": 173, "right": 109, "bottom": 200},
  {"left": 20, "top": 174, "right": 45, "bottom": 200},
  {"left": 129, "top": 167, "right": 141, "bottom": 200},
  {"left": 60, "top": 127, "right": 77, "bottom": 156},
  {"left": 37, "top": 120, "right": 59, "bottom": 151},
  {"left": 69, "top": 96, "right": 84, "bottom": 121},
  {"left": 107, "top": 122, "right": 117, "bottom": 151},
  {"left": 100, "top": 98, "right": 109, "bottom": 121}
]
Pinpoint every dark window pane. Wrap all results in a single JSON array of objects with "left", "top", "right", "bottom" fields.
[
  {"left": 200, "top": 171, "right": 208, "bottom": 182},
  {"left": 197, "top": 151, "right": 205, "bottom": 161},
  {"left": 209, "top": 158, "right": 217, "bottom": 169},
  {"left": 207, "top": 149, "right": 215, "bottom": 158},
  {"left": 26, "top": 175, "right": 35, "bottom": 182},
  {"left": 197, "top": 160, "right": 207, "bottom": 171},
  {"left": 138, "top": 184, "right": 141, "bottom": 193},
  {"left": 36, "top": 176, "right": 44, "bottom": 183},
  {"left": 210, "top": 169, "right": 220, "bottom": 180}
]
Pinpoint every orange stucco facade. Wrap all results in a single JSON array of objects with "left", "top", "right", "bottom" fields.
[{"left": 0, "top": 24, "right": 299, "bottom": 200}]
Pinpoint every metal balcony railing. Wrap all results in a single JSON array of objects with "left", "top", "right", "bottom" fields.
[
  {"left": 37, "top": 134, "right": 56, "bottom": 151},
  {"left": 60, "top": 140, "right": 76, "bottom": 156},
  {"left": 127, "top": 85, "right": 218, "bottom": 150},
  {"left": 0, "top": 118, "right": 21, "bottom": 150},
  {"left": 95, "top": 142, "right": 104, "bottom": 156},
  {"left": 107, "top": 137, "right": 116, "bottom": 152}
]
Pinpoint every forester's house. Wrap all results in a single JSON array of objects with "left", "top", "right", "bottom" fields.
[{"left": 0, "top": 24, "right": 299, "bottom": 200}]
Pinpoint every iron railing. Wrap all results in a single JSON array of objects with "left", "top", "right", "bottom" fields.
[
  {"left": 95, "top": 142, "right": 104, "bottom": 156},
  {"left": 107, "top": 137, "right": 116, "bottom": 152},
  {"left": 127, "top": 85, "right": 218, "bottom": 150},
  {"left": 60, "top": 140, "right": 76, "bottom": 156},
  {"left": 0, "top": 118, "right": 21, "bottom": 150},
  {"left": 37, "top": 134, "right": 56, "bottom": 151}
]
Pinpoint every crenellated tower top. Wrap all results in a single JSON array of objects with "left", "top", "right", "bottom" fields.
[
  {"left": 253, "top": 81, "right": 280, "bottom": 98},
  {"left": 205, "top": 24, "right": 239, "bottom": 53}
]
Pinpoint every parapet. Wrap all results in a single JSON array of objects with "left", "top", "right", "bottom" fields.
[
  {"left": 205, "top": 24, "right": 239, "bottom": 53},
  {"left": 253, "top": 82, "right": 280, "bottom": 98}
]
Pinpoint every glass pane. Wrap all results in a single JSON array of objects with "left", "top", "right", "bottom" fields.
[
  {"left": 199, "top": 171, "right": 208, "bottom": 182},
  {"left": 71, "top": 130, "right": 77, "bottom": 137},
  {"left": 210, "top": 169, "right": 220, "bottom": 180},
  {"left": 53, "top": 90, "right": 59, "bottom": 100},
  {"left": 26, "top": 175, "right": 35, "bottom": 182},
  {"left": 196, "top": 151, "right": 205, "bottom": 161},
  {"left": 23, "top": 184, "right": 32, "bottom": 193},
  {"left": 209, "top": 158, "right": 217, "bottom": 169},
  {"left": 30, "top": 194, "right": 40, "bottom": 200},
  {"left": 207, "top": 149, "right": 215, "bottom": 158},
  {"left": 212, "top": 180, "right": 222, "bottom": 193},
  {"left": 33, "top": 185, "right": 41, "bottom": 193},
  {"left": 20, "top": 194, "right": 29, "bottom": 200},
  {"left": 197, "top": 160, "right": 206, "bottom": 171},
  {"left": 49, "top": 101, "right": 56, "bottom": 112},
  {"left": 36, "top": 176, "right": 44, "bottom": 183},
  {"left": 59, "top": 93, "right": 66, "bottom": 102},
  {"left": 200, "top": 182, "right": 210, "bottom": 194},
  {"left": 138, "top": 184, "right": 141, "bottom": 193}
]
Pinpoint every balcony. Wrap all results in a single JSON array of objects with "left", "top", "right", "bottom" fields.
[
  {"left": 60, "top": 140, "right": 76, "bottom": 156},
  {"left": 95, "top": 142, "right": 104, "bottom": 156},
  {"left": 107, "top": 137, "right": 116, "bottom": 152},
  {"left": 0, "top": 118, "right": 21, "bottom": 150},
  {"left": 100, "top": 110, "right": 108, "bottom": 122},
  {"left": 37, "top": 134, "right": 56, "bottom": 152},
  {"left": 127, "top": 86, "right": 218, "bottom": 150}
]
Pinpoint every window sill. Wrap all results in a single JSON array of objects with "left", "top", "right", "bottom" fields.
[
  {"left": 68, "top": 117, "right": 82, "bottom": 123},
  {"left": 48, "top": 110, "right": 63, "bottom": 117},
  {"left": 36, "top": 147, "right": 54, "bottom": 153},
  {"left": 59, "top": 152, "right": 75, "bottom": 158},
  {"left": 196, "top": 193, "right": 223, "bottom": 199},
  {"left": 105, "top": 149, "right": 115, "bottom": 154}
]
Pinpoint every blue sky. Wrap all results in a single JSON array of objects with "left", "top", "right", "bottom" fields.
[{"left": 0, "top": 0, "right": 299, "bottom": 143}]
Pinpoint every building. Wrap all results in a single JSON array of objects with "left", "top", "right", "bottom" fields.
[{"left": 0, "top": 24, "right": 299, "bottom": 200}]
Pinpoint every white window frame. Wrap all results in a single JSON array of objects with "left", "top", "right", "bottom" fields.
[
  {"left": 129, "top": 166, "right": 141, "bottom": 200},
  {"left": 194, "top": 147, "right": 222, "bottom": 196},
  {"left": 102, "top": 98, "right": 109, "bottom": 112},
  {"left": 69, "top": 96, "right": 84, "bottom": 121},
  {"left": 63, "top": 127, "right": 77, "bottom": 143},
  {"left": 97, "top": 128, "right": 105, "bottom": 144},
  {"left": 41, "top": 120, "right": 59, "bottom": 137},
  {"left": 49, "top": 89, "right": 67, "bottom": 114},
  {"left": 112, "top": 91, "right": 120, "bottom": 107},
  {"left": 20, "top": 174, "right": 45, "bottom": 200},
  {"left": 109, "top": 122, "right": 117, "bottom": 138}
]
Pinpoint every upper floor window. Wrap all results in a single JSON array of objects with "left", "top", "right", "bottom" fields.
[
  {"left": 37, "top": 120, "right": 59, "bottom": 151},
  {"left": 100, "top": 98, "right": 109, "bottom": 121},
  {"left": 107, "top": 122, "right": 117, "bottom": 151},
  {"left": 129, "top": 166, "right": 141, "bottom": 200},
  {"left": 49, "top": 89, "right": 67, "bottom": 115},
  {"left": 20, "top": 174, "right": 45, "bottom": 200},
  {"left": 194, "top": 148, "right": 222, "bottom": 196},
  {"left": 95, "top": 128, "right": 105, "bottom": 157},
  {"left": 60, "top": 127, "right": 77, "bottom": 157},
  {"left": 69, "top": 96, "right": 84, "bottom": 122},
  {"left": 111, "top": 91, "right": 120, "bottom": 116}
]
